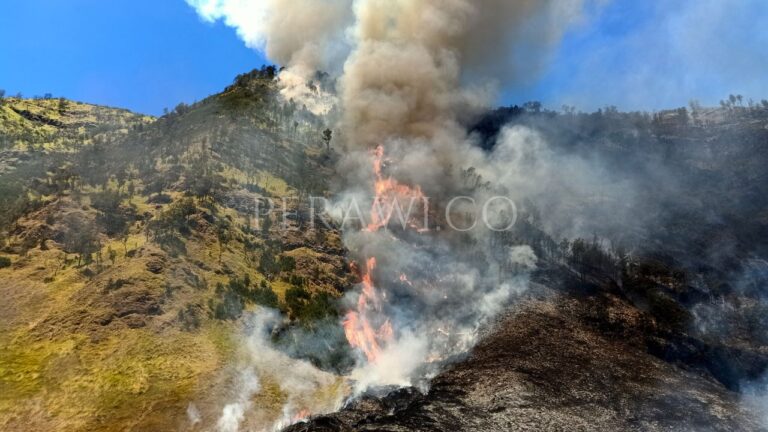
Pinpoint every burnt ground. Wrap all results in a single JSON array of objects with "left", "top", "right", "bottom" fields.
[{"left": 286, "top": 277, "right": 763, "bottom": 431}]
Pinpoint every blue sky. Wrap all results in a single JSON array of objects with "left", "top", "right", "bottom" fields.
[
  {"left": 1, "top": 0, "right": 766, "bottom": 115},
  {"left": 521, "top": 0, "right": 768, "bottom": 111},
  {"left": 0, "top": 0, "right": 265, "bottom": 115}
]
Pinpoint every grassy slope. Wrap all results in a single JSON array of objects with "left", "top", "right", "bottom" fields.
[
  {"left": 0, "top": 97, "right": 153, "bottom": 151},
  {"left": 0, "top": 76, "right": 350, "bottom": 431}
]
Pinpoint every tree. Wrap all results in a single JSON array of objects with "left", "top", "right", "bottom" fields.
[
  {"left": 58, "top": 97, "right": 68, "bottom": 114},
  {"left": 0, "top": 89, "right": 5, "bottom": 99},
  {"left": 252, "top": 281, "right": 279, "bottom": 309},
  {"left": 92, "top": 189, "right": 135, "bottom": 237},
  {"left": 280, "top": 255, "right": 296, "bottom": 272},
  {"left": 260, "top": 214, "right": 273, "bottom": 235},
  {"left": 0, "top": 180, "right": 31, "bottom": 233},
  {"left": 322, "top": 128, "right": 333, "bottom": 152},
  {"left": 215, "top": 219, "right": 231, "bottom": 263},
  {"left": 62, "top": 213, "right": 99, "bottom": 267}
]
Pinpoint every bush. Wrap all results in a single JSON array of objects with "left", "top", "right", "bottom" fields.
[
  {"left": 178, "top": 304, "right": 202, "bottom": 331},
  {"left": 208, "top": 282, "right": 244, "bottom": 320},
  {"left": 259, "top": 251, "right": 280, "bottom": 277},
  {"left": 62, "top": 213, "right": 99, "bottom": 266},
  {"left": 0, "top": 179, "right": 30, "bottom": 231},
  {"left": 280, "top": 255, "right": 297, "bottom": 272},
  {"left": 252, "top": 283, "right": 279, "bottom": 309},
  {"left": 147, "top": 198, "right": 198, "bottom": 253},
  {"left": 285, "top": 285, "right": 337, "bottom": 324},
  {"left": 0, "top": 256, "right": 11, "bottom": 268},
  {"left": 208, "top": 275, "right": 280, "bottom": 320},
  {"left": 94, "top": 198, "right": 136, "bottom": 237}
]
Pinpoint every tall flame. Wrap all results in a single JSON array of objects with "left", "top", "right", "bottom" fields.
[
  {"left": 344, "top": 145, "right": 425, "bottom": 363},
  {"left": 366, "top": 145, "right": 428, "bottom": 233},
  {"left": 342, "top": 257, "right": 393, "bottom": 363}
]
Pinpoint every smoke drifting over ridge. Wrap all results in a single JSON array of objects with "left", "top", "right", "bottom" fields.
[{"left": 186, "top": 0, "right": 353, "bottom": 72}]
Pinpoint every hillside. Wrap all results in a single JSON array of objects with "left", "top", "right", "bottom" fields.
[
  {"left": 0, "top": 68, "right": 353, "bottom": 431},
  {"left": 0, "top": 96, "right": 153, "bottom": 152},
  {"left": 287, "top": 102, "right": 768, "bottom": 431},
  {"left": 3, "top": 73, "right": 768, "bottom": 432}
]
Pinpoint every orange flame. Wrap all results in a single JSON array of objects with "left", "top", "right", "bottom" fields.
[
  {"left": 365, "top": 145, "right": 428, "bottom": 232},
  {"left": 344, "top": 145, "right": 426, "bottom": 363},
  {"left": 343, "top": 257, "right": 393, "bottom": 363},
  {"left": 291, "top": 408, "right": 311, "bottom": 424}
]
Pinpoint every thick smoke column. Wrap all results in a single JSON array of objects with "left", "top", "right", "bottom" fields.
[
  {"left": 334, "top": 0, "right": 590, "bottom": 390},
  {"left": 341, "top": 0, "right": 587, "bottom": 150}
]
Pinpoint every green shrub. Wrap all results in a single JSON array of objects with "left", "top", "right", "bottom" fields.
[
  {"left": 208, "top": 275, "right": 280, "bottom": 320},
  {"left": 208, "top": 282, "right": 244, "bottom": 320},
  {"left": 280, "top": 256, "right": 296, "bottom": 272},
  {"left": 285, "top": 285, "right": 337, "bottom": 324},
  {"left": 252, "top": 282, "right": 279, "bottom": 309},
  {"left": 0, "top": 256, "right": 11, "bottom": 268}
]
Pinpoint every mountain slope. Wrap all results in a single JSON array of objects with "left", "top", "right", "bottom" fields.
[
  {"left": 0, "top": 96, "right": 153, "bottom": 152},
  {"left": 3, "top": 78, "right": 768, "bottom": 431},
  {"left": 0, "top": 69, "right": 351, "bottom": 432},
  {"left": 287, "top": 279, "right": 760, "bottom": 431}
]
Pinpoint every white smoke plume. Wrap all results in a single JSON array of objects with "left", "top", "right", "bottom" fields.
[
  {"left": 187, "top": 402, "right": 202, "bottom": 426},
  {"left": 185, "top": 0, "right": 353, "bottom": 71},
  {"left": 186, "top": 0, "right": 353, "bottom": 114},
  {"left": 216, "top": 369, "right": 261, "bottom": 432},
  {"left": 182, "top": 310, "right": 345, "bottom": 431}
]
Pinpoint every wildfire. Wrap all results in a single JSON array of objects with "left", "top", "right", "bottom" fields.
[
  {"left": 365, "top": 145, "right": 428, "bottom": 233},
  {"left": 291, "top": 408, "right": 311, "bottom": 423},
  {"left": 343, "top": 257, "right": 394, "bottom": 363},
  {"left": 343, "top": 145, "right": 427, "bottom": 363}
]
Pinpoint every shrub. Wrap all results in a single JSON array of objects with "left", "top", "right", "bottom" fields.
[
  {"left": 178, "top": 304, "right": 202, "bottom": 331},
  {"left": 62, "top": 213, "right": 99, "bottom": 266},
  {"left": 147, "top": 198, "right": 198, "bottom": 255},
  {"left": 259, "top": 251, "right": 280, "bottom": 277},
  {"left": 208, "top": 282, "right": 244, "bottom": 320},
  {"left": 252, "top": 282, "right": 279, "bottom": 309},
  {"left": 208, "top": 275, "right": 280, "bottom": 320},
  {"left": 0, "top": 256, "right": 11, "bottom": 268},
  {"left": 285, "top": 285, "right": 337, "bottom": 324}
]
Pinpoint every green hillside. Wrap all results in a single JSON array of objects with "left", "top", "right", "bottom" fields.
[
  {"left": 0, "top": 68, "right": 351, "bottom": 431},
  {"left": 0, "top": 96, "right": 153, "bottom": 151}
]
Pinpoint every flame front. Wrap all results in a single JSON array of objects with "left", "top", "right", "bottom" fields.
[
  {"left": 344, "top": 145, "right": 426, "bottom": 363},
  {"left": 366, "top": 145, "right": 428, "bottom": 233},
  {"left": 343, "top": 257, "right": 394, "bottom": 362}
]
